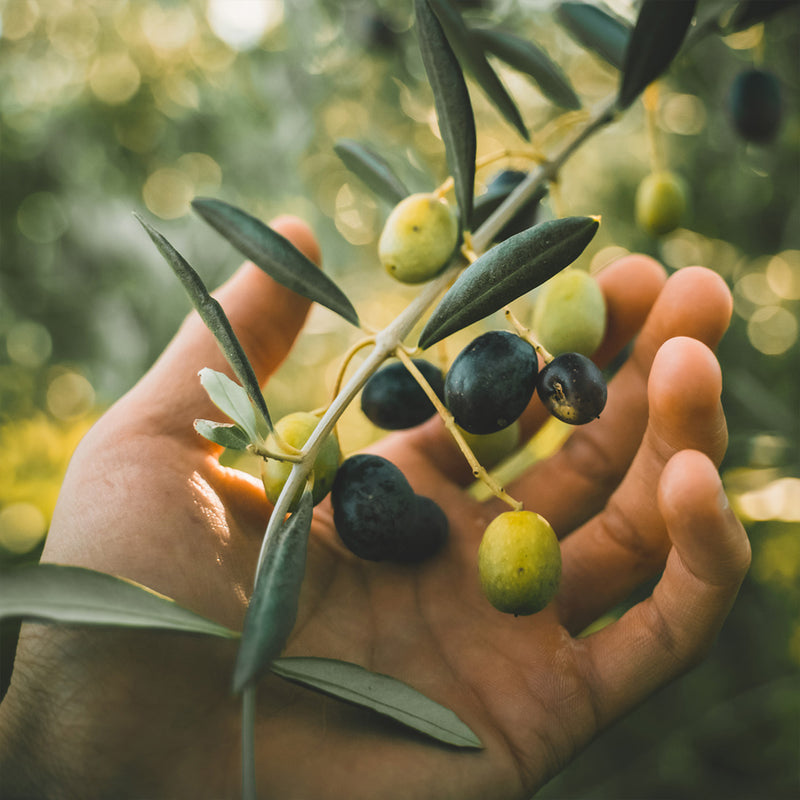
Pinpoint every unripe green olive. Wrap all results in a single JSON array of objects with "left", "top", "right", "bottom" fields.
[
  {"left": 532, "top": 269, "right": 606, "bottom": 357},
  {"left": 635, "top": 171, "right": 687, "bottom": 237},
  {"left": 378, "top": 193, "right": 459, "bottom": 284},
  {"left": 478, "top": 510, "right": 561, "bottom": 616},
  {"left": 261, "top": 411, "right": 341, "bottom": 509},
  {"left": 457, "top": 421, "right": 520, "bottom": 470}
]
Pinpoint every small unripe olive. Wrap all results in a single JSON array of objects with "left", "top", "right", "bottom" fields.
[
  {"left": 261, "top": 411, "right": 341, "bottom": 509},
  {"left": 478, "top": 510, "right": 561, "bottom": 616},
  {"left": 532, "top": 269, "right": 606, "bottom": 358},
  {"left": 635, "top": 171, "right": 687, "bottom": 237},
  {"left": 729, "top": 69, "right": 782, "bottom": 144},
  {"left": 378, "top": 193, "right": 459, "bottom": 284},
  {"left": 457, "top": 421, "right": 520, "bottom": 470}
]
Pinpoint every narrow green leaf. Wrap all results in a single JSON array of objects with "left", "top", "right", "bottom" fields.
[
  {"left": 270, "top": 657, "right": 483, "bottom": 749},
  {"left": 555, "top": 3, "right": 631, "bottom": 71},
  {"left": 135, "top": 215, "right": 272, "bottom": 433},
  {"left": 414, "top": 0, "right": 477, "bottom": 228},
  {"left": 617, "top": 0, "right": 697, "bottom": 110},
  {"left": 191, "top": 198, "right": 359, "bottom": 328},
  {"left": 233, "top": 492, "right": 313, "bottom": 693},
  {"left": 193, "top": 418, "right": 251, "bottom": 450},
  {"left": 425, "top": 0, "right": 529, "bottom": 141},
  {"left": 0, "top": 564, "right": 239, "bottom": 639},
  {"left": 471, "top": 28, "right": 581, "bottom": 110},
  {"left": 334, "top": 139, "right": 410, "bottom": 205},
  {"left": 727, "top": 0, "right": 796, "bottom": 31},
  {"left": 419, "top": 216, "right": 599, "bottom": 349},
  {"left": 199, "top": 368, "right": 262, "bottom": 444}
]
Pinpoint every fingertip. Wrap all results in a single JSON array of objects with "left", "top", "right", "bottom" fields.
[{"left": 269, "top": 215, "right": 322, "bottom": 267}]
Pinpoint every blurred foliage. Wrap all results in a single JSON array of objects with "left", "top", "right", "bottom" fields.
[{"left": 0, "top": 0, "right": 798, "bottom": 796}]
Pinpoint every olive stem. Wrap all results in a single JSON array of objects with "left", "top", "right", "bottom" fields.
[
  {"left": 394, "top": 348, "right": 523, "bottom": 512},
  {"left": 331, "top": 335, "right": 377, "bottom": 401},
  {"left": 248, "top": 443, "right": 305, "bottom": 463},
  {"left": 504, "top": 308, "right": 554, "bottom": 365},
  {"left": 643, "top": 83, "right": 665, "bottom": 173}
]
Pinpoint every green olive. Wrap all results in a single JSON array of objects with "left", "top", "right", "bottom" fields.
[
  {"left": 378, "top": 193, "right": 459, "bottom": 284},
  {"left": 532, "top": 269, "right": 606, "bottom": 358},
  {"left": 635, "top": 171, "right": 687, "bottom": 237},
  {"left": 478, "top": 510, "right": 561, "bottom": 616},
  {"left": 457, "top": 421, "right": 520, "bottom": 470},
  {"left": 261, "top": 411, "right": 341, "bottom": 509}
]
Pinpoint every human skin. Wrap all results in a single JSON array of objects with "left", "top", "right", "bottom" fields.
[{"left": 0, "top": 217, "right": 750, "bottom": 799}]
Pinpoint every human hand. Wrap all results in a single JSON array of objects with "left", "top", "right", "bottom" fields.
[{"left": 0, "top": 217, "right": 750, "bottom": 800}]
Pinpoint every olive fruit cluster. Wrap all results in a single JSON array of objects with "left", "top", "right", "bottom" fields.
[
  {"left": 261, "top": 411, "right": 341, "bottom": 509},
  {"left": 728, "top": 68, "right": 782, "bottom": 145},
  {"left": 331, "top": 454, "right": 448, "bottom": 562},
  {"left": 445, "top": 329, "right": 607, "bottom": 432},
  {"left": 635, "top": 170, "right": 687, "bottom": 237},
  {"left": 378, "top": 192, "right": 459, "bottom": 284}
]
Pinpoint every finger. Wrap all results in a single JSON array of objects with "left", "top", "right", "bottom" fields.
[
  {"left": 557, "top": 336, "right": 729, "bottom": 633},
  {"left": 403, "top": 254, "right": 666, "bottom": 485},
  {"left": 502, "top": 266, "right": 733, "bottom": 531},
  {"left": 126, "top": 216, "right": 322, "bottom": 441},
  {"left": 578, "top": 450, "right": 750, "bottom": 728}
]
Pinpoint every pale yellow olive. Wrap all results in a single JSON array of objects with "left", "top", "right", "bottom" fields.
[
  {"left": 261, "top": 411, "right": 341, "bottom": 509},
  {"left": 532, "top": 269, "right": 606, "bottom": 358},
  {"left": 635, "top": 171, "right": 687, "bottom": 237},
  {"left": 478, "top": 510, "right": 561, "bottom": 616},
  {"left": 457, "top": 421, "right": 520, "bottom": 470},
  {"left": 378, "top": 193, "right": 459, "bottom": 284}
]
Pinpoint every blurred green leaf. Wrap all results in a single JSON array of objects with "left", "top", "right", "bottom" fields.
[
  {"left": 191, "top": 198, "right": 359, "bottom": 328},
  {"left": 0, "top": 564, "right": 239, "bottom": 639},
  {"left": 271, "top": 656, "right": 483, "bottom": 748},
  {"left": 334, "top": 139, "right": 409, "bottom": 204},
  {"left": 617, "top": 0, "right": 697, "bottom": 110},
  {"left": 419, "top": 216, "right": 599, "bottom": 348},
  {"left": 471, "top": 27, "right": 581, "bottom": 110},
  {"left": 233, "top": 491, "right": 312, "bottom": 693},
  {"left": 135, "top": 215, "right": 272, "bottom": 433},
  {"left": 198, "top": 368, "right": 262, "bottom": 444},
  {"left": 556, "top": 2, "right": 631, "bottom": 70},
  {"left": 414, "top": 0, "right": 477, "bottom": 228},
  {"left": 193, "top": 418, "right": 251, "bottom": 450},
  {"left": 727, "top": 0, "right": 797, "bottom": 31},
  {"left": 425, "top": 0, "right": 529, "bottom": 141}
]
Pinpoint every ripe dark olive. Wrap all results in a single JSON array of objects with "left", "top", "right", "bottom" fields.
[
  {"left": 331, "top": 454, "right": 448, "bottom": 562},
  {"left": 729, "top": 69, "right": 782, "bottom": 144},
  {"left": 537, "top": 352, "right": 607, "bottom": 425},
  {"left": 470, "top": 169, "right": 543, "bottom": 242},
  {"left": 444, "top": 330, "right": 538, "bottom": 435},
  {"left": 360, "top": 359, "right": 445, "bottom": 430}
]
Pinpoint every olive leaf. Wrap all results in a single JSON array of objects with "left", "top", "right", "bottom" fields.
[
  {"left": 193, "top": 418, "right": 251, "bottom": 450},
  {"left": 425, "top": 0, "right": 529, "bottom": 142},
  {"left": 233, "top": 491, "right": 313, "bottom": 693},
  {"left": 135, "top": 215, "right": 272, "bottom": 434},
  {"left": 470, "top": 27, "right": 581, "bottom": 110},
  {"left": 617, "top": 0, "right": 698, "bottom": 110},
  {"left": 191, "top": 198, "right": 359, "bottom": 328},
  {"left": 555, "top": 2, "right": 631, "bottom": 71},
  {"left": 0, "top": 564, "right": 239, "bottom": 639},
  {"left": 419, "top": 216, "right": 599, "bottom": 349},
  {"left": 414, "top": 0, "right": 477, "bottom": 228},
  {"left": 270, "top": 657, "right": 483, "bottom": 749},
  {"left": 333, "top": 139, "right": 410, "bottom": 205},
  {"left": 199, "top": 368, "right": 264, "bottom": 444},
  {"left": 727, "top": 0, "right": 796, "bottom": 31}
]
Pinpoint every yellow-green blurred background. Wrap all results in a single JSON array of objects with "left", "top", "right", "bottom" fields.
[{"left": 1, "top": 1, "right": 798, "bottom": 797}]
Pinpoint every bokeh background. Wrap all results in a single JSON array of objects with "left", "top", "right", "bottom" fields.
[{"left": 1, "top": 0, "right": 798, "bottom": 797}]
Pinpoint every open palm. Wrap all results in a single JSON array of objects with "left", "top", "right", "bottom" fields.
[{"left": 0, "top": 217, "right": 749, "bottom": 800}]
